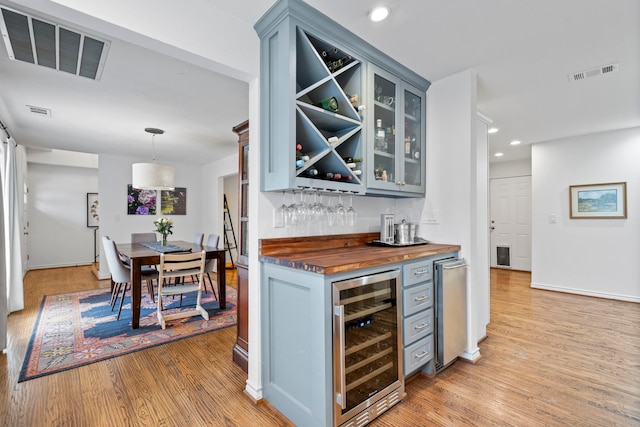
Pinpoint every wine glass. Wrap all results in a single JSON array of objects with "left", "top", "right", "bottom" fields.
[
  {"left": 346, "top": 194, "right": 357, "bottom": 226},
  {"left": 295, "top": 188, "right": 310, "bottom": 224},
  {"left": 286, "top": 191, "right": 298, "bottom": 226},
  {"left": 334, "top": 193, "right": 347, "bottom": 226},
  {"left": 273, "top": 191, "right": 286, "bottom": 228}
]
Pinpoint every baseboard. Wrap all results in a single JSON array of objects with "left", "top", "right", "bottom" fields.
[
  {"left": 531, "top": 282, "right": 640, "bottom": 303},
  {"left": 29, "top": 262, "right": 94, "bottom": 270},
  {"left": 244, "top": 381, "right": 263, "bottom": 403},
  {"left": 459, "top": 347, "right": 482, "bottom": 364}
]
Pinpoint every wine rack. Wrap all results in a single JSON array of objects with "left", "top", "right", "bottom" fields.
[{"left": 294, "top": 29, "right": 364, "bottom": 191}]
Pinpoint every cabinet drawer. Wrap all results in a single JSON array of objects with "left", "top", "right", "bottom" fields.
[
  {"left": 403, "top": 260, "right": 432, "bottom": 287},
  {"left": 404, "top": 335, "right": 434, "bottom": 376},
  {"left": 403, "top": 282, "right": 433, "bottom": 316},
  {"left": 403, "top": 308, "right": 433, "bottom": 345}
]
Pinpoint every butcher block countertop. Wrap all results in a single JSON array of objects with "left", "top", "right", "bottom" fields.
[{"left": 260, "top": 232, "right": 461, "bottom": 275}]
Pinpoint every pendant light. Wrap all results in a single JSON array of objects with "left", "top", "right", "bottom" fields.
[{"left": 132, "top": 127, "right": 175, "bottom": 190}]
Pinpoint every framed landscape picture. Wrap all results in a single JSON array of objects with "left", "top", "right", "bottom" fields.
[{"left": 569, "top": 182, "right": 627, "bottom": 219}]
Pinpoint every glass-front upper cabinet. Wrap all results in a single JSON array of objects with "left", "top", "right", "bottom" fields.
[{"left": 367, "top": 65, "right": 425, "bottom": 196}]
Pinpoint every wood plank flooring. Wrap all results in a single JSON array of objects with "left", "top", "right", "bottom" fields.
[{"left": 1, "top": 266, "right": 638, "bottom": 426}]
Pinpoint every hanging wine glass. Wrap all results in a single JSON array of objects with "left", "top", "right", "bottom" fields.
[
  {"left": 273, "top": 191, "right": 286, "bottom": 228},
  {"left": 286, "top": 191, "right": 298, "bottom": 226},
  {"left": 327, "top": 192, "right": 337, "bottom": 226},
  {"left": 334, "top": 192, "right": 347, "bottom": 226},
  {"left": 346, "top": 194, "right": 357, "bottom": 227},
  {"left": 295, "top": 188, "right": 310, "bottom": 224}
]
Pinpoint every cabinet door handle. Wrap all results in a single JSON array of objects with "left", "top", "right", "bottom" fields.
[
  {"left": 414, "top": 295, "right": 429, "bottom": 302},
  {"left": 415, "top": 350, "right": 429, "bottom": 359},
  {"left": 414, "top": 322, "right": 429, "bottom": 330},
  {"left": 334, "top": 305, "right": 347, "bottom": 410},
  {"left": 413, "top": 269, "right": 429, "bottom": 276}
]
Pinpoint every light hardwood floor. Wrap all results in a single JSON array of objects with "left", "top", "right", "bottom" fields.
[{"left": 1, "top": 266, "right": 638, "bottom": 426}]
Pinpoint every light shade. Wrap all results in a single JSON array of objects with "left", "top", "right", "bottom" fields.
[{"left": 132, "top": 162, "right": 175, "bottom": 190}]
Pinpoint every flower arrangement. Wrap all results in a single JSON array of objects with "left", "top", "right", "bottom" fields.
[{"left": 153, "top": 217, "right": 173, "bottom": 246}]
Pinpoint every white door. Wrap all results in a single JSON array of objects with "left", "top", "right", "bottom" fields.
[{"left": 490, "top": 176, "right": 531, "bottom": 271}]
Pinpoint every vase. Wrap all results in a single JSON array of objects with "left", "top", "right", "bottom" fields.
[{"left": 162, "top": 234, "right": 168, "bottom": 246}]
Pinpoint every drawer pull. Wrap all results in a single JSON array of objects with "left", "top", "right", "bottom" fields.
[
  {"left": 414, "top": 295, "right": 429, "bottom": 302},
  {"left": 415, "top": 350, "right": 429, "bottom": 359},
  {"left": 414, "top": 322, "right": 429, "bottom": 330},
  {"left": 413, "top": 269, "right": 429, "bottom": 276}
]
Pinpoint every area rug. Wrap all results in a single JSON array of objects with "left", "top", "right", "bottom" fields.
[{"left": 19, "top": 285, "right": 236, "bottom": 382}]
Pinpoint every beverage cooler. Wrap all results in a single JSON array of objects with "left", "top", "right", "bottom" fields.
[{"left": 332, "top": 269, "right": 404, "bottom": 427}]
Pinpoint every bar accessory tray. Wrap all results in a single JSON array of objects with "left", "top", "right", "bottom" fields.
[{"left": 367, "top": 237, "right": 430, "bottom": 247}]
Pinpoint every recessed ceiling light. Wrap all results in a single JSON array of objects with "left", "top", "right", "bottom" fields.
[
  {"left": 488, "top": 127, "right": 499, "bottom": 134},
  {"left": 510, "top": 140, "right": 521, "bottom": 145},
  {"left": 370, "top": 6, "right": 391, "bottom": 22},
  {"left": 494, "top": 152, "right": 504, "bottom": 157}
]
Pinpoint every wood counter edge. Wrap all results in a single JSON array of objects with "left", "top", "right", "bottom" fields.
[{"left": 259, "top": 244, "right": 461, "bottom": 275}]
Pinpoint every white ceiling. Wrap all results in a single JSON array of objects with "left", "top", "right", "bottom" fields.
[{"left": 0, "top": 0, "right": 638, "bottom": 165}]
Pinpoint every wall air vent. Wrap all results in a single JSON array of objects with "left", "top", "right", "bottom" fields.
[
  {"left": 0, "top": 6, "right": 110, "bottom": 80},
  {"left": 27, "top": 105, "right": 52, "bottom": 117},
  {"left": 568, "top": 63, "right": 619, "bottom": 82}
]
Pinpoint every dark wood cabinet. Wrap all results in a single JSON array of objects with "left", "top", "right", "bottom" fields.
[{"left": 232, "top": 120, "right": 249, "bottom": 372}]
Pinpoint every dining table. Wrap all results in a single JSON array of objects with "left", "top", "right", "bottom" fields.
[{"left": 117, "top": 240, "right": 227, "bottom": 329}]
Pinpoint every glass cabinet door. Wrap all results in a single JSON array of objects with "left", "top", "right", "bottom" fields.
[
  {"left": 403, "top": 88, "right": 422, "bottom": 188},
  {"left": 372, "top": 72, "right": 397, "bottom": 186}
]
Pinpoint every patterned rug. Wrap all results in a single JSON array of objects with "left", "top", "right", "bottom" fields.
[{"left": 19, "top": 284, "right": 236, "bottom": 382}]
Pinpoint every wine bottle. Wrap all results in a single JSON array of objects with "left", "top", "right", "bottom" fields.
[
  {"left": 296, "top": 143, "right": 303, "bottom": 151},
  {"left": 375, "top": 119, "right": 385, "bottom": 151},
  {"left": 303, "top": 167, "right": 319, "bottom": 177},
  {"left": 316, "top": 97, "right": 339, "bottom": 112},
  {"left": 352, "top": 169, "right": 362, "bottom": 176},
  {"left": 345, "top": 162, "right": 356, "bottom": 169},
  {"left": 342, "top": 156, "right": 353, "bottom": 163},
  {"left": 405, "top": 135, "right": 411, "bottom": 157},
  {"left": 411, "top": 134, "right": 417, "bottom": 159}
]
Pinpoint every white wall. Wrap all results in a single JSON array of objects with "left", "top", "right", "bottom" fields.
[
  {"left": 27, "top": 162, "right": 98, "bottom": 269},
  {"left": 532, "top": 127, "right": 640, "bottom": 302},
  {"left": 98, "top": 154, "right": 206, "bottom": 278},
  {"left": 490, "top": 159, "right": 531, "bottom": 179},
  {"left": 202, "top": 152, "right": 239, "bottom": 246},
  {"left": 410, "top": 68, "right": 485, "bottom": 362}
]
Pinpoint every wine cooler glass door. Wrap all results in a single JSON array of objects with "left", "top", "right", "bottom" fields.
[{"left": 333, "top": 269, "right": 402, "bottom": 426}]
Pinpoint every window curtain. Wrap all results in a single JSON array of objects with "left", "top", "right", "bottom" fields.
[
  {"left": 0, "top": 140, "right": 6, "bottom": 352},
  {"left": 1, "top": 134, "right": 25, "bottom": 350}
]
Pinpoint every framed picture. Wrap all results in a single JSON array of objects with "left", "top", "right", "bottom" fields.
[
  {"left": 87, "top": 193, "right": 99, "bottom": 227},
  {"left": 127, "top": 185, "right": 157, "bottom": 215},
  {"left": 569, "top": 182, "right": 627, "bottom": 219},
  {"left": 161, "top": 187, "right": 187, "bottom": 215}
]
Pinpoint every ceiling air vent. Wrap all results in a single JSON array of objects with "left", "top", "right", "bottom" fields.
[
  {"left": 27, "top": 105, "right": 52, "bottom": 117},
  {"left": 568, "top": 63, "right": 619, "bottom": 82},
  {"left": 0, "top": 6, "right": 110, "bottom": 80}
]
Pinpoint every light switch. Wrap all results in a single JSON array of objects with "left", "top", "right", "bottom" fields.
[{"left": 548, "top": 214, "right": 557, "bottom": 223}]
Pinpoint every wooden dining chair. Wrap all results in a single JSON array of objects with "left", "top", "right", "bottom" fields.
[
  {"left": 156, "top": 250, "right": 209, "bottom": 329},
  {"left": 102, "top": 236, "right": 158, "bottom": 320}
]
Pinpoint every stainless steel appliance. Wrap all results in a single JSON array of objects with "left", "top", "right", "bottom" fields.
[
  {"left": 333, "top": 269, "right": 403, "bottom": 427},
  {"left": 434, "top": 258, "right": 467, "bottom": 372}
]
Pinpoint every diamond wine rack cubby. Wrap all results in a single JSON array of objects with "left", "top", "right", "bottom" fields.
[{"left": 294, "top": 29, "right": 364, "bottom": 192}]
